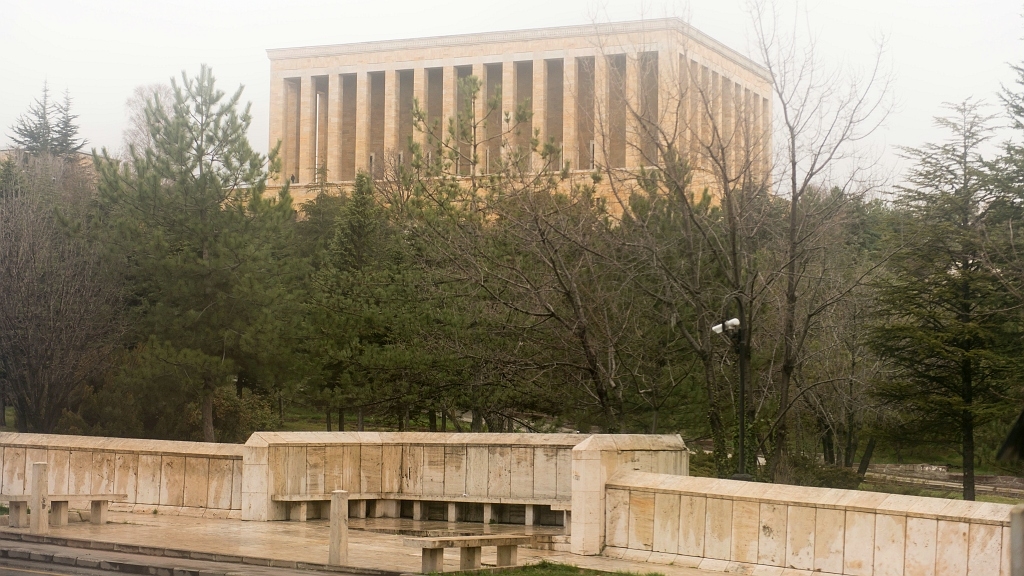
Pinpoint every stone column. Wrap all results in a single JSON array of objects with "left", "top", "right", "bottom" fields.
[
  {"left": 413, "top": 67, "right": 428, "bottom": 151},
  {"left": 413, "top": 501, "right": 426, "bottom": 521},
  {"left": 625, "top": 55, "right": 642, "bottom": 168},
  {"left": 30, "top": 462, "right": 48, "bottom": 535},
  {"left": 328, "top": 490, "right": 349, "bottom": 566},
  {"left": 472, "top": 63, "right": 485, "bottom": 175},
  {"left": 299, "top": 75, "right": 316, "bottom": 184},
  {"left": 443, "top": 66, "right": 457, "bottom": 134},
  {"left": 532, "top": 58, "right": 547, "bottom": 170},
  {"left": 268, "top": 76, "right": 285, "bottom": 185},
  {"left": 384, "top": 69, "right": 398, "bottom": 159},
  {"left": 327, "top": 74, "right": 343, "bottom": 182},
  {"left": 524, "top": 504, "right": 536, "bottom": 526},
  {"left": 354, "top": 70, "right": 369, "bottom": 173},
  {"left": 482, "top": 503, "right": 493, "bottom": 525},
  {"left": 711, "top": 72, "right": 722, "bottom": 153},
  {"left": 722, "top": 79, "right": 735, "bottom": 172},
  {"left": 447, "top": 501, "right": 459, "bottom": 522},
  {"left": 593, "top": 53, "right": 608, "bottom": 169},
  {"left": 659, "top": 50, "right": 679, "bottom": 156},
  {"left": 502, "top": 60, "right": 515, "bottom": 148},
  {"left": 562, "top": 55, "right": 577, "bottom": 171}
]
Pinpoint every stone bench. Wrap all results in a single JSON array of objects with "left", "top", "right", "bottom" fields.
[
  {"left": 272, "top": 493, "right": 380, "bottom": 521},
  {"left": 272, "top": 492, "right": 569, "bottom": 526},
  {"left": 0, "top": 493, "right": 128, "bottom": 528},
  {"left": 403, "top": 534, "right": 532, "bottom": 572}
]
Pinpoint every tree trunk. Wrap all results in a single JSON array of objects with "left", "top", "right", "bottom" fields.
[
  {"left": 326, "top": 408, "right": 332, "bottom": 432},
  {"left": 0, "top": 387, "right": 6, "bottom": 427},
  {"left": 338, "top": 408, "right": 345, "bottom": 432},
  {"left": 441, "top": 411, "right": 447, "bottom": 431},
  {"left": 471, "top": 410, "right": 482, "bottom": 432},
  {"left": 962, "top": 408, "right": 976, "bottom": 501},
  {"left": 357, "top": 408, "right": 364, "bottom": 431},
  {"left": 857, "top": 437, "right": 876, "bottom": 477},
  {"left": 822, "top": 426, "right": 835, "bottom": 465},
  {"left": 429, "top": 410, "right": 437, "bottom": 432},
  {"left": 202, "top": 393, "right": 216, "bottom": 443}
]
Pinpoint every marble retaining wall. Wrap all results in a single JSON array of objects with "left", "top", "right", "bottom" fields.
[
  {"left": 242, "top": 432, "right": 689, "bottom": 522},
  {"left": 604, "top": 471, "right": 1012, "bottom": 576},
  {"left": 0, "top": 433, "right": 243, "bottom": 518},
  {"left": 570, "top": 435, "right": 690, "bottom": 555}
]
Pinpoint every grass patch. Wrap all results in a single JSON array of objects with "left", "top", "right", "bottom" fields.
[
  {"left": 443, "top": 561, "right": 664, "bottom": 576},
  {"left": 860, "top": 481, "right": 1022, "bottom": 505}
]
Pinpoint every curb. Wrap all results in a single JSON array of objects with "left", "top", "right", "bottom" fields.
[{"left": 0, "top": 529, "right": 401, "bottom": 576}]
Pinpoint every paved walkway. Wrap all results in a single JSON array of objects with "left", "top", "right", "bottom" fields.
[{"left": 4, "top": 513, "right": 718, "bottom": 575}]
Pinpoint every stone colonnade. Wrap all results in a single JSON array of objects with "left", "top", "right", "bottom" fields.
[{"left": 271, "top": 41, "right": 771, "bottom": 188}]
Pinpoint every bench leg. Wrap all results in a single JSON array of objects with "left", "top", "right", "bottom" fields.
[
  {"left": 482, "top": 503, "right": 492, "bottom": 525},
  {"left": 413, "top": 501, "right": 425, "bottom": 521},
  {"left": 9, "top": 501, "right": 27, "bottom": 528},
  {"left": 525, "top": 504, "right": 535, "bottom": 526},
  {"left": 49, "top": 501, "right": 69, "bottom": 527},
  {"left": 496, "top": 545, "right": 518, "bottom": 567},
  {"left": 90, "top": 500, "right": 108, "bottom": 525},
  {"left": 351, "top": 499, "right": 367, "bottom": 519},
  {"left": 459, "top": 546, "right": 481, "bottom": 570},
  {"left": 422, "top": 547, "right": 444, "bottom": 573},
  {"left": 289, "top": 501, "right": 308, "bottom": 521},
  {"left": 380, "top": 499, "right": 400, "bottom": 518},
  {"left": 447, "top": 502, "right": 458, "bottom": 523}
]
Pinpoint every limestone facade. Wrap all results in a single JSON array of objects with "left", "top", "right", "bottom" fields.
[{"left": 267, "top": 19, "right": 772, "bottom": 203}]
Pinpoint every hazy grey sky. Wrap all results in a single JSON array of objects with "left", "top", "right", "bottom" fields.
[{"left": 1, "top": 0, "right": 1021, "bottom": 178}]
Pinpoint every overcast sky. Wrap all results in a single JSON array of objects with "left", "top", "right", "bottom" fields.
[{"left": 1, "top": 0, "right": 1021, "bottom": 180}]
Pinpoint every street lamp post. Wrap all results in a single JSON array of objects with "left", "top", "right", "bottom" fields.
[{"left": 712, "top": 308, "right": 753, "bottom": 481}]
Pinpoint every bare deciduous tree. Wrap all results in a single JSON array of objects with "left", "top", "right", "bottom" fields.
[{"left": 0, "top": 151, "right": 123, "bottom": 432}]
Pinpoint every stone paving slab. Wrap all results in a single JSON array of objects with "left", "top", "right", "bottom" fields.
[
  {"left": 0, "top": 513, "right": 718, "bottom": 575},
  {"left": 0, "top": 536, "right": 376, "bottom": 575}
]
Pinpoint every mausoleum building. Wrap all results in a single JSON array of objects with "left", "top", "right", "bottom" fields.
[{"left": 267, "top": 18, "right": 772, "bottom": 201}]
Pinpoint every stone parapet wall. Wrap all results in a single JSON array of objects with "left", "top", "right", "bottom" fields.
[
  {"left": 0, "top": 433, "right": 243, "bottom": 518},
  {"left": 604, "top": 471, "right": 1011, "bottom": 575},
  {"left": 242, "top": 432, "right": 689, "bottom": 522},
  {"left": 569, "top": 435, "right": 689, "bottom": 555},
  {"left": 243, "top": 432, "right": 585, "bottom": 521}
]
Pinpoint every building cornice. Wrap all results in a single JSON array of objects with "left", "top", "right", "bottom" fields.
[{"left": 266, "top": 18, "right": 769, "bottom": 81}]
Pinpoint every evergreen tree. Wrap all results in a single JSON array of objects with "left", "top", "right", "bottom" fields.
[
  {"left": 9, "top": 82, "right": 54, "bottom": 154},
  {"left": 869, "top": 101, "right": 1023, "bottom": 500},
  {"left": 94, "top": 65, "right": 298, "bottom": 442},
  {"left": 306, "top": 172, "right": 454, "bottom": 431},
  {"left": 53, "top": 89, "right": 87, "bottom": 155}
]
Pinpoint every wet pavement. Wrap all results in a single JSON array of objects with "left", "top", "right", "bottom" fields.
[{"left": 0, "top": 513, "right": 718, "bottom": 575}]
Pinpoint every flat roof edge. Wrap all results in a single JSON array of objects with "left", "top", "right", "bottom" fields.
[{"left": 266, "top": 18, "right": 769, "bottom": 81}]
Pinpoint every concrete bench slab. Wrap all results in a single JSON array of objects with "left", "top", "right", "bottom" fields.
[
  {"left": 403, "top": 535, "right": 531, "bottom": 572},
  {"left": 0, "top": 494, "right": 127, "bottom": 528}
]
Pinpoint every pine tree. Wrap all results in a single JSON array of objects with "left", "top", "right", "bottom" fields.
[
  {"left": 869, "top": 101, "right": 1023, "bottom": 500},
  {"left": 95, "top": 65, "right": 298, "bottom": 442}
]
